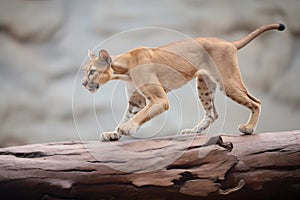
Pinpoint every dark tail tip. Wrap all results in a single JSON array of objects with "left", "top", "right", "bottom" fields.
[{"left": 278, "top": 23, "right": 285, "bottom": 31}]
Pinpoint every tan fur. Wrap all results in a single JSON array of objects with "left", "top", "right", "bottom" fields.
[{"left": 82, "top": 24, "right": 285, "bottom": 141}]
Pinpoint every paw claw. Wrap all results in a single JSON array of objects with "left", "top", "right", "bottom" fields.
[{"left": 100, "top": 132, "right": 121, "bottom": 142}]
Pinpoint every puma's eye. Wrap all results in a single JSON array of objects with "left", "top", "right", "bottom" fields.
[{"left": 89, "top": 70, "right": 96, "bottom": 75}]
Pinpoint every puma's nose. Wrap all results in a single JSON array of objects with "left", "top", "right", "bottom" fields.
[{"left": 82, "top": 81, "right": 88, "bottom": 87}]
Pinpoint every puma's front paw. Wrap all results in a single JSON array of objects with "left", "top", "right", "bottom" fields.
[
  {"left": 238, "top": 124, "right": 254, "bottom": 135},
  {"left": 100, "top": 131, "right": 121, "bottom": 142},
  {"left": 117, "top": 121, "right": 139, "bottom": 136}
]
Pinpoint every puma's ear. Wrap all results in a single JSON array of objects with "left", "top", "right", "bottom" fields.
[
  {"left": 88, "top": 50, "right": 97, "bottom": 59},
  {"left": 99, "top": 49, "right": 112, "bottom": 64}
]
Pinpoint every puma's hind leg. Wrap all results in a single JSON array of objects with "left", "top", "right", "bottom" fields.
[
  {"left": 215, "top": 48, "right": 260, "bottom": 134},
  {"left": 181, "top": 74, "right": 218, "bottom": 134},
  {"left": 224, "top": 78, "right": 261, "bottom": 134}
]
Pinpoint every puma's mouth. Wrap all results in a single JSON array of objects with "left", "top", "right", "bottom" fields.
[
  {"left": 85, "top": 83, "right": 99, "bottom": 93},
  {"left": 88, "top": 88, "right": 97, "bottom": 94}
]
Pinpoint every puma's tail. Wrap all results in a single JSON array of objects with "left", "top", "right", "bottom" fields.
[{"left": 232, "top": 23, "right": 285, "bottom": 50}]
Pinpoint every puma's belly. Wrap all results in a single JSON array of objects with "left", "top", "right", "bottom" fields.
[{"left": 156, "top": 66, "right": 195, "bottom": 91}]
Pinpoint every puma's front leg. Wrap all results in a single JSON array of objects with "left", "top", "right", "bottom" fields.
[
  {"left": 117, "top": 101, "right": 169, "bottom": 136},
  {"left": 117, "top": 84, "right": 169, "bottom": 136},
  {"left": 118, "top": 91, "right": 146, "bottom": 126},
  {"left": 100, "top": 91, "right": 146, "bottom": 142}
]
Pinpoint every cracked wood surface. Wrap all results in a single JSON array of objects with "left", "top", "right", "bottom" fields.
[{"left": 0, "top": 130, "right": 299, "bottom": 200}]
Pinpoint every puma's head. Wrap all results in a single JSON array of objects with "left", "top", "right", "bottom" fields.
[{"left": 82, "top": 49, "right": 112, "bottom": 93}]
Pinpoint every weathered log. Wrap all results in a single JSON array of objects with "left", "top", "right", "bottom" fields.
[{"left": 0, "top": 130, "right": 299, "bottom": 200}]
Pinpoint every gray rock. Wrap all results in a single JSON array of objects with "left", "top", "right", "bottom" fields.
[
  {"left": 0, "top": 0, "right": 64, "bottom": 41},
  {"left": 0, "top": 0, "right": 299, "bottom": 146},
  {"left": 271, "top": 39, "right": 300, "bottom": 107}
]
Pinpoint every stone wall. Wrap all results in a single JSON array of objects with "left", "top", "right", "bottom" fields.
[{"left": 0, "top": 0, "right": 299, "bottom": 147}]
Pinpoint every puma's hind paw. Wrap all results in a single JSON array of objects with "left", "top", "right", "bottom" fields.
[
  {"left": 100, "top": 131, "right": 121, "bottom": 142},
  {"left": 238, "top": 124, "right": 254, "bottom": 135},
  {"left": 180, "top": 128, "right": 196, "bottom": 135}
]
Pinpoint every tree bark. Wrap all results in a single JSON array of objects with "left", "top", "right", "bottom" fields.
[{"left": 0, "top": 130, "right": 299, "bottom": 200}]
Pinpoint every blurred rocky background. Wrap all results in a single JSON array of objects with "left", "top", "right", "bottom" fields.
[{"left": 0, "top": 0, "right": 299, "bottom": 147}]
